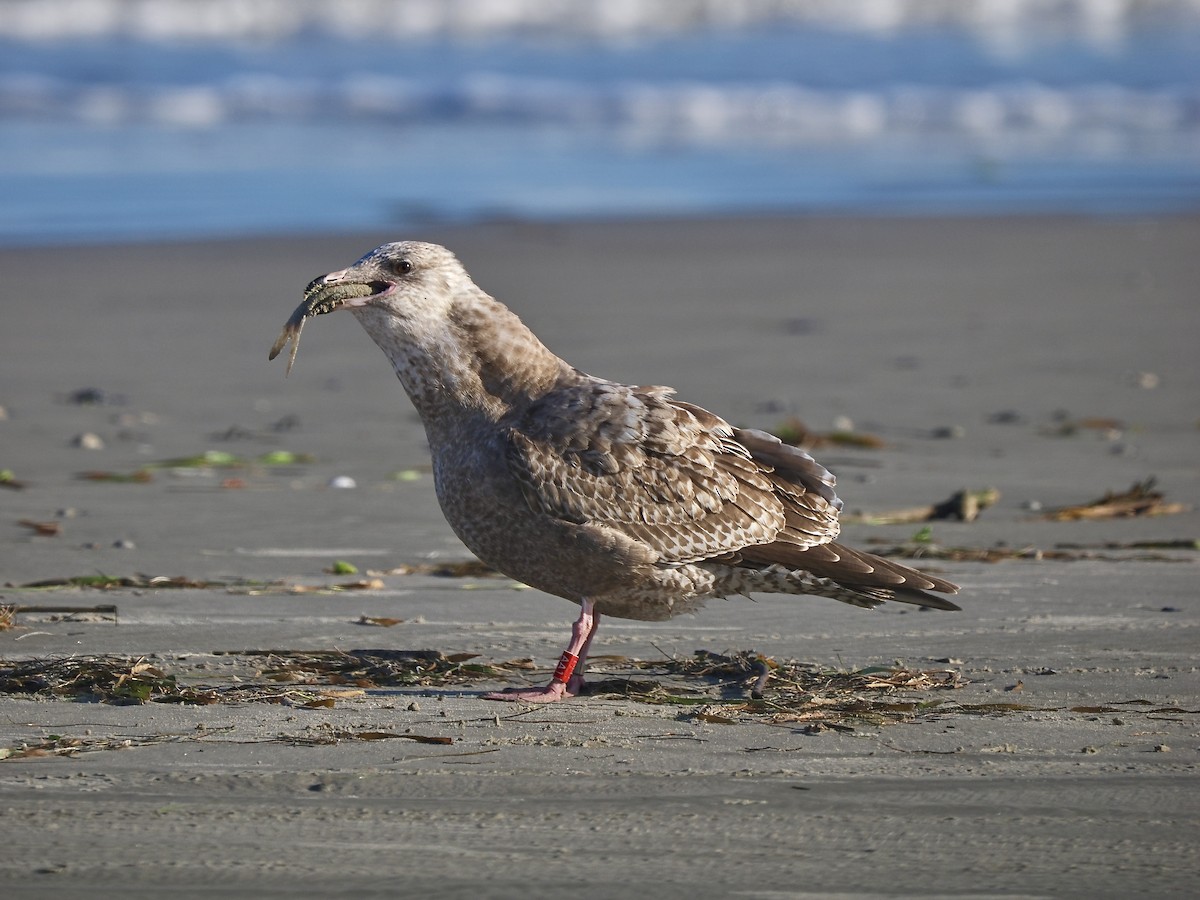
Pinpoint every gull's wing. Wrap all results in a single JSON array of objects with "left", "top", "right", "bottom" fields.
[{"left": 504, "top": 380, "right": 842, "bottom": 565}]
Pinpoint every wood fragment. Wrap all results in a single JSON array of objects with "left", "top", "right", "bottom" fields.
[
  {"left": 848, "top": 488, "right": 1000, "bottom": 524},
  {"left": 18, "top": 519, "right": 61, "bottom": 537},
  {"left": 357, "top": 615, "right": 404, "bottom": 627},
  {"left": 1040, "top": 478, "right": 1188, "bottom": 520}
]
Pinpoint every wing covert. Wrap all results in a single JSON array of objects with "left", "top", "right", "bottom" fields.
[{"left": 505, "top": 379, "right": 840, "bottom": 564}]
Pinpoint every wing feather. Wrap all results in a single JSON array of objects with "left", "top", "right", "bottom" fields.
[{"left": 505, "top": 379, "right": 841, "bottom": 564}]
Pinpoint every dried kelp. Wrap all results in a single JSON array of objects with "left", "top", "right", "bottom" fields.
[
  {"left": 0, "top": 650, "right": 534, "bottom": 707},
  {"left": 771, "top": 417, "right": 886, "bottom": 450},
  {"left": 0, "top": 725, "right": 453, "bottom": 760},
  {"left": 373, "top": 559, "right": 500, "bottom": 578},
  {"left": 582, "top": 650, "right": 964, "bottom": 730},
  {"left": 18, "top": 574, "right": 223, "bottom": 590},
  {"left": 11, "top": 558, "right": 516, "bottom": 595},
  {"left": 0, "top": 656, "right": 207, "bottom": 705},
  {"left": 234, "top": 648, "right": 534, "bottom": 688},
  {"left": 77, "top": 449, "right": 315, "bottom": 484},
  {"left": 0, "top": 650, "right": 966, "bottom": 735},
  {"left": 4, "top": 651, "right": 1195, "bottom": 753},
  {"left": 865, "top": 540, "right": 1195, "bottom": 564},
  {"left": 13, "top": 573, "right": 382, "bottom": 594}
]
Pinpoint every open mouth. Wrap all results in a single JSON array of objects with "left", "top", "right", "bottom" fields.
[
  {"left": 300, "top": 278, "right": 393, "bottom": 316},
  {"left": 269, "top": 279, "right": 391, "bottom": 375}
]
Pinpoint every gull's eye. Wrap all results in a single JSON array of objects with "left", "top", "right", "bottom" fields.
[{"left": 391, "top": 258, "right": 413, "bottom": 275}]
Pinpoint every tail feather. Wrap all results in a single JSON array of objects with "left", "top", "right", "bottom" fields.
[
  {"left": 844, "top": 584, "right": 962, "bottom": 611},
  {"left": 737, "top": 540, "right": 960, "bottom": 610}
]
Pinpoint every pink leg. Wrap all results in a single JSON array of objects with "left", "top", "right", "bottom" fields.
[{"left": 484, "top": 599, "right": 599, "bottom": 703}]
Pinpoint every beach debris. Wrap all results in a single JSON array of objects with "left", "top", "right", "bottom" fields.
[
  {"left": 771, "top": 416, "right": 886, "bottom": 450},
  {"left": 257, "top": 450, "right": 305, "bottom": 465},
  {"left": 930, "top": 425, "right": 967, "bottom": 439},
  {"left": 0, "top": 649, "right": 964, "bottom": 732},
  {"left": 76, "top": 449, "right": 315, "bottom": 484},
  {"left": 65, "top": 387, "right": 126, "bottom": 406},
  {"left": 328, "top": 475, "right": 356, "bottom": 489},
  {"left": 71, "top": 432, "right": 105, "bottom": 450},
  {"left": 151, "top": 449, "right": 315, "bottom": 469},
  {"left": 327, "top": 560, "right": 358, "bottom": 575},
  {"left": 530, "top": 650, "right": 969, "bottom": 730},
  {"left": 78, "top": 469, "right": 154, "bottom": 483},
  {"left": 329, "top": 731, "right": 451, "bottom": 745},
  {"left": 211, "top": 649, "right": 533, "bottom": 691},
  {"left": 357, "top": 615, "right": 404, "bottom": 627},
  {"left": 0, "top": 651, "right": 491, "bottom": 707},
  {"left": 17, "top": 574, "right": 218, "bottom": 590},
  {"left": 848, "top": 487, "right": 1000, "bottom": 524},
  {"left": 271, "top": 414, "right": 302, "bottom": 432},
  {"left": 1055, "top": 539, "right": 1200, "bottom": 551},
  {"left": 987, "top": 410, "right": 1025, "bottom": 425},
  {"left": 209, "top": 424, "right": 257, "bottom": 441},
  {"left": 3, "top": 651, "right": 1196, "bottom": 759},
  {"left": 372, "top": 559, "right": 500, "bottom": 578},
  {"left": 0, "top": 656, "right": 185, "bottom": 705},
  {"left": 18, "top": 519, "right": 61, "bottom": 537},
  {"left": 1041, "top": 412, "right": 1124, "bottom": 439},
  {"left": 1039, "top": 478, "right": 1188, "bottom": 520},
  {"left": 11, "top": 571, "right": 439, "bottom": 595},
  {"left": 299, "top": 578, "right": 384, "bottom": 593},
  {"left": 1, "top": 724, "right": 454, "bottom": 760},
  {"left": 0, "top": 605, "right": 16, "bottom": 631},
  {"left": 0, "top": 469, "right": 24, "bottom": 490},
  {"left": 865, "top": 538, "right": 1195, "bottom": 564},
  {"left": 0, "top": 603, "right": 118, "bottom": 625}
]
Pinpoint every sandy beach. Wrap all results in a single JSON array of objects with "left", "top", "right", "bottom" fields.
[{"left": 1, "top": 215, "right": 1198, "bottom": 897}]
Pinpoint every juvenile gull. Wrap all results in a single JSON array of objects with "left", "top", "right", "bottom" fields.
[{"left": 271, "top": 241, "right": 960, "bottom": 702}]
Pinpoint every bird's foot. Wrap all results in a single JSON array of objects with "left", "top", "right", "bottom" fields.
[
  {"left": 483, "top": 673, "right": 586, "bottom": 703},
  {"left": 483, "top": 613, "right": 595, "bottom": 703}
]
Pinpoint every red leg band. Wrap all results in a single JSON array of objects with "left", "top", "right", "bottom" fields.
[{"left": 551, "top": 651, "right": 579, "bottom": 684}]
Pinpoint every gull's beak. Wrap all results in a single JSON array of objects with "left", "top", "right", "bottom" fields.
[{"left": 269, "top": 269, "right": 386, "bottom": 375}]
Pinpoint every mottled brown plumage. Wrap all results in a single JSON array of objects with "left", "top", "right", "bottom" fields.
[{"left": 272, "top": 241, "right": 960, "bottom": 701}]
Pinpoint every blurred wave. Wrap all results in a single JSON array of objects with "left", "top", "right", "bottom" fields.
[
  {"left": 3, "top": 73, "right": 1194, "bottom": 151},
  {"left": 2, "top": 0, "right": 1198, "bottom": 243},
  {"left": 4, "top": 0, "right": 1200, "bottom": 43}
]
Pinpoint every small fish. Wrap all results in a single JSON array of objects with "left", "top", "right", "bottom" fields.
[{"left": 269, "top": 278, "right": 378, "bottom": 375}]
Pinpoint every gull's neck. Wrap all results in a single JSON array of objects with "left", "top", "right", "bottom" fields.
[{"left": 354, "top": 288, "right": 572, "bottom": 437}]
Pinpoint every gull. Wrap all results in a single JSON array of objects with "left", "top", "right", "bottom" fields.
[{"left": 271, "top": 241, "right": 959, "bottom": 702}]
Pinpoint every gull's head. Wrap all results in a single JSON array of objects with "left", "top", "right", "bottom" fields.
[
  {"left": 311, "top": 241, "right": 469, "bottom": 318},
  {"left": 270, "top": 241, "right": 472, "bottom": 374}
]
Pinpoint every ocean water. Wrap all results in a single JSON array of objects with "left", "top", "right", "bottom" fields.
[{"left": 2, "top": 0, "right": 1199, "bottom": 244}]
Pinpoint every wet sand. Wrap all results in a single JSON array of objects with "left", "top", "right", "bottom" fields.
[{"left": 1, "top": 216, "right": 1198, "bottom": 897}]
